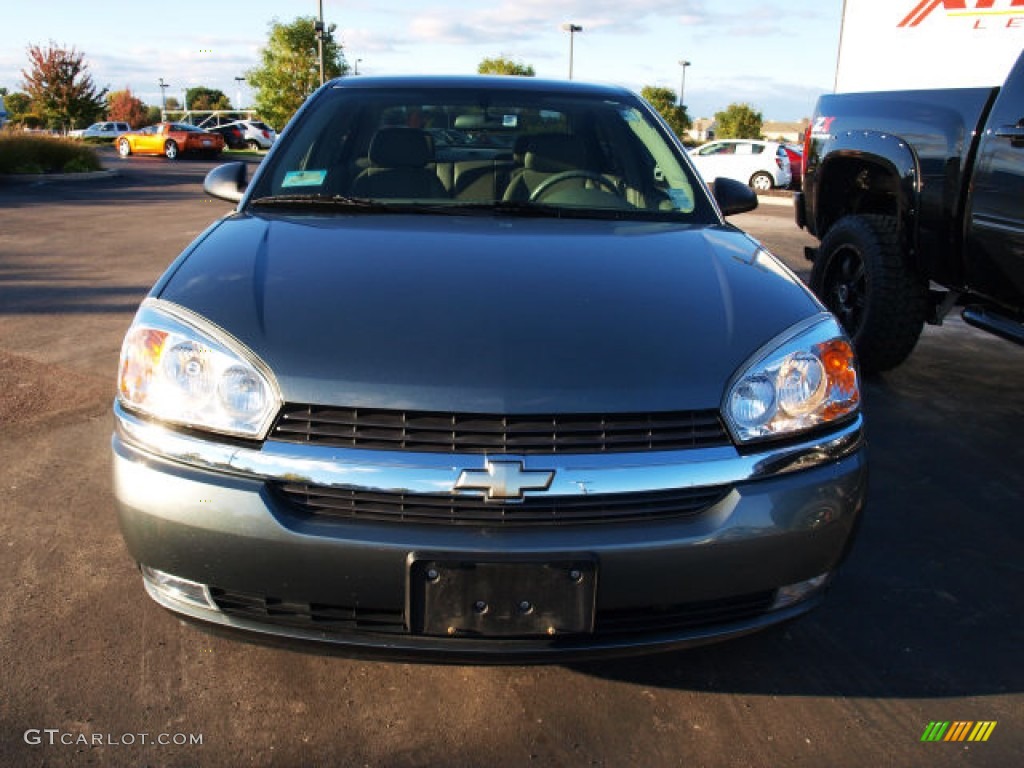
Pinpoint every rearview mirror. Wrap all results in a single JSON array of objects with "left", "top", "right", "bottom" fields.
[{"left": 204, "top": 162, "right": 248, "bottom": 204}]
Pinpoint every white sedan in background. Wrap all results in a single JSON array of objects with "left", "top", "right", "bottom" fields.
[{"left": 689, "top": 139, "right": 792, "bottom": 192}]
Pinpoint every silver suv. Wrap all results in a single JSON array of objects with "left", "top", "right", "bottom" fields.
[
  {"left": 226, "top": 119, "right": 277, "bottom": 150},
  {"left": 68, "top": 121, "right": 130, "bottom": 139}
]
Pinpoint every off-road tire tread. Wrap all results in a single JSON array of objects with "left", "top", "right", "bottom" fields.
[{"left": 811, "top": 214, "right": 927, "bottom": 373}]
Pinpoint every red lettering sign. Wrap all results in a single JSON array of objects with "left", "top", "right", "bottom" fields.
[{"left": 900, "top": 0, "right": 1024, "bottom": 26}]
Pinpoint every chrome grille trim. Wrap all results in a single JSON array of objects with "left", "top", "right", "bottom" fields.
[{"left": 114, "top": 402, "right": 865, "bottom": 497}]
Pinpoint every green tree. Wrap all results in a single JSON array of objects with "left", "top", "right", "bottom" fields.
[
  {"left": 478, "top": 56, "right": 535, "bottom": 77},
  {"left": 714, "top": 102, "right": 763, "bottom": 139},
  {"left": 246, "top": 16, "right": 347, "bottom": 130},
  {"left": 164, "top": 96, "right": 181, "bottom": 111},
  {"left": 144, "top": 105, "right": 162, "bottom": 124},
  {"left": 2, "top": 92, "right": 32, "bottom": 124},
  {"left": 185, "top": 86, "right": 231, "bottom": 111},
  {"left": 20, "top": 42, "right": 107, "bottom": 130},
  {"left": 640, "top": 86, "right": 690, "bottom": 139},
  {"left": 107, "top": 88, "right": 148, "bottom": 127}
]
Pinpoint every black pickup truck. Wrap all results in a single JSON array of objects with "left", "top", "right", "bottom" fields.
[{"left": 795, "top": 51, "right": 1024, "bottom": 372}]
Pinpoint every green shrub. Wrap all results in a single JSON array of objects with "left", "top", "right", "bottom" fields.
[
  {"left": 11, "top": 161, "right": 45, "bottom": 174},
  {"left": 62, "top": 155, "right": 101, "bottom": 173},
  {"left": 0, "top": 134, "right": 102, "bottom": 174}
]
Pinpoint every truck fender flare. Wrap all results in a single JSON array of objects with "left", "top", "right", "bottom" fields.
[{"left": 813, "top": 130, "right": 920, "bottom": 254}]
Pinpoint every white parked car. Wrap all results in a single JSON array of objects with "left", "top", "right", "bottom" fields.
[
  {"left": 689, "top": 139, "right": 792, "bottom": 192},
  {"left": 68, "top": 121, "right": 130, "bottom": 139},
  {"left": 225, "top": 119, "right": 277, "bottom": 150}
]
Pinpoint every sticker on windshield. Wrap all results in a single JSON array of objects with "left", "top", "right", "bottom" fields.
[
  {"left": 667, "top": 188, "right": 695, "bottom": 212},
  {"left": 282, "top": 169, "right": 327, "bottom": 188}
]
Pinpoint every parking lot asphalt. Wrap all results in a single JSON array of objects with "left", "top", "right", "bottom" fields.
[{"left": 1, "top": 152, "right": 1021, "bottom": 767}]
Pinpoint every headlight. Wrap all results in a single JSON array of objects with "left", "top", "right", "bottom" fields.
[
  {"left": 724, "top": 315, "right": 859, "bottom": 443},
  {"left": 118, "top": 299, "right": 280, "bottom": 439}
]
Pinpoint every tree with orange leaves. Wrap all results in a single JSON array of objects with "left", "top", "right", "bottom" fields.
[
  {"left": 21, "top": 42, "right": 107, "bottom": 131},
  {"left": 107, "top": 89, "right": 148, "bottom": 128}
]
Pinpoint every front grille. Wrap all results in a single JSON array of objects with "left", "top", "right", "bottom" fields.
[
  {"left": 210, "top": 588, "right": 405, "bottom": 634},
  {"left": 209, "top": 587, "right": 775, "bottom": 639},
  {"left": 273, "top": 483, "right": 730, "bottom": 526},
  {"left": 271, "top": 404, "right": 731, "bottom": 454}
]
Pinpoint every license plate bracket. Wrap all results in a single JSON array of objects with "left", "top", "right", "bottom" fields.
[{"left": 409, "top": 558, "right": 596, "bottom": 638}]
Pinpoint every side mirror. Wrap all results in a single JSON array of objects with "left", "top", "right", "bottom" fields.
[
  {"left": 712, "top": 177, "right": 758, "bottom": 216},
  {"left": 204, "top": 162, "right": 248, "bottom": 204}
]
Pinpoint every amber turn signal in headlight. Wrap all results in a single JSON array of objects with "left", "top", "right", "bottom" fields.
[
  {"left": 725, "top": 316, "right": 860, "bottom": 443},
  {"left": 118, "top": 300, "right": 280, "bottom": 439}
]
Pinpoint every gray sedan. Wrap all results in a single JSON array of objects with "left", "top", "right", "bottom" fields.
[{"left": 112, "top": 76, "right": 866, "bottom": 661}]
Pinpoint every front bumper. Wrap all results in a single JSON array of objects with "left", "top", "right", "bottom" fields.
[{"left": 112, "top": 404, "right": 867, "bottom": 661}]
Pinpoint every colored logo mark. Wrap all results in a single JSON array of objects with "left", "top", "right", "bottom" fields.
[
  {"left": 900, "top": 0, "right": 1024, "bottom": 27},
  {"left": 921, "top": 721, "right": 997, "bottom": 742}
]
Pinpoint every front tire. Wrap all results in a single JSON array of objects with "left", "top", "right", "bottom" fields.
[
  {"left": 117, "top": 138, "right": 131, "bottom": 158},
  {"left": 164, "top": 140, "right": 178, "bottom": 160},
  {"left": 810, "top": 214, "right": 928, "bottom": 373},
  {"left": 749, "top": 172, "right": 773, "bottom": 192}
]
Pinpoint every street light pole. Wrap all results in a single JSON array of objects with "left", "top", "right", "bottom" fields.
[
  {"left": 562, "top": 23, "right": 583, "bottom": 80},
  {"left": 355, "top": 58, "right": 362, "bottom": 76},
  {"left": 678, "top": 60, "right": 691, "bottom": 109},
  {"left": 234, "top": 76, "right": 245, "bottom": 110},
  {"left": 156, "top": 78, "right": 168, "bottom": 117},
  {"left": 315, "top": 0, "right": 326, "bottom": 87}
]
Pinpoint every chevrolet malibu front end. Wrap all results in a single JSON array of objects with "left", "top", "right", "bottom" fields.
[{"left": 112, "top": 76, "right": 866, "bottom": 661}]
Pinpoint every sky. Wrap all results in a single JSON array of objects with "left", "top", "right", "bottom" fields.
[{"left": 0, "top": 0, "right": 844, "bottom": 122}]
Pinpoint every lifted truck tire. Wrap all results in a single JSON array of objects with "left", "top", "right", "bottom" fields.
[{"left": 810, "top": 214, "right": 928, "bottom": 373}]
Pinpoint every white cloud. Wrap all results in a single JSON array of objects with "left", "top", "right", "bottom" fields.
[{"left": 337, "top": 28, "right": 401, "bottom": 56}]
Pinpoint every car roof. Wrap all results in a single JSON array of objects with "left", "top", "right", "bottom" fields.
[{"left": 324, "top": 74, "right": 636, "bottom": 100}]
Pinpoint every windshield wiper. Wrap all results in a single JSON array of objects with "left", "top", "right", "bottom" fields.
[
  {"left": 446, "top": 200, "right": 649, "bottom": 221},
  {"left": 426, "top": 200, "right": 570, "bottom": 218},
  {"left": 248, "top": 195, "right": 644, "bottom": 220},
  {"left": 249, "top": 194, "right": 390, "bottom": 211}
]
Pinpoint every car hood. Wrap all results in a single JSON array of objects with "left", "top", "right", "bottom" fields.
[{"left": 157, "top": 213, "right": 820, "bottom": 413}]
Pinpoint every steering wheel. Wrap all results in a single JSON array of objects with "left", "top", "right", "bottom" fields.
[{"left": 529, "top": 170, "right": 621, "bottom": 202}]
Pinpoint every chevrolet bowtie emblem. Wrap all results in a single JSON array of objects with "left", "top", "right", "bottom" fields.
[{"left": 454, "top": 460, "right": 555, "bottom": 500}]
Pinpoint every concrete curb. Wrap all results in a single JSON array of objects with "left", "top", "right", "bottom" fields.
[
  {"left": 0, "top": 168, "right": 119, "bottom": 184},
  {"left": 756, "top": 194, "right": 795, "bottom": 207}
]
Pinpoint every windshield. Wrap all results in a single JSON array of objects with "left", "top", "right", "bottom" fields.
[{"left": 247, "top": 84, "right": 715, "bottom": 222}]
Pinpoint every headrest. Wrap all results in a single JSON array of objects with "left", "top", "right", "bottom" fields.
[
  {"left": 523, "top": 134, "right": 588, "bottom": 173},
  {"left": 512, "top": 133, "right": 532, "bottom": 164},
  {"left": 369, "top": 128, "right": 433, "bottom": 168}
]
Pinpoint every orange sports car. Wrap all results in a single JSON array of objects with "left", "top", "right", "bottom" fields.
[{"left": 116, "top": 122, "right": 224, "bottom": 160}]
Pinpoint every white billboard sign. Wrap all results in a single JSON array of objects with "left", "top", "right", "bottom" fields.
[{"left": 836, "top": 0, "right": 1024, "bottom": 92}]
